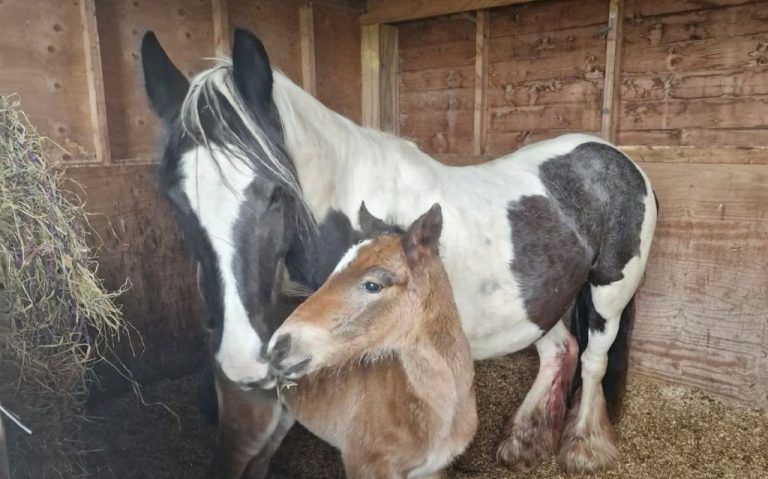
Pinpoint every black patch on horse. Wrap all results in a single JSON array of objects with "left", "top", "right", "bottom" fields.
[{"left": 507, "top": 142, "right": 647, "bottom": 330}]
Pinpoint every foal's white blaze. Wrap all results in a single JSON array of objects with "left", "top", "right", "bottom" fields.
[
  {"left": 180, "top": 147, "right": 270, "bottom": 385},
  {"left": 332, "top": 239, "right": 371, "bottom": 274}
]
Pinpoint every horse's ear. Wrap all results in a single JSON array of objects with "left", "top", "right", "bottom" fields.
[
  {"left": 232, "top": 28, "right": 273, "bottom": 111},
  {"left": 358, "top": 202, "right": 391, "bottom": 237},
  {"left": 141, "top": 32, "right": 189, "bottom": 124},
  {"left": 402, "top": 203, "right": 443, "bottom": 265}
]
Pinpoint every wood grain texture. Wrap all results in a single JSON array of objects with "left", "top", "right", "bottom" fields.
[
  {"left": 601, "top": 0, "right": 623, "bottom": 141},
  {"left": 0, "top": 0, "right": 93, "bottom": 162},
  {"left": 299, "top": 2, "right": 317, "bottom": 96},
  {"left": 212, "top": 0, "right": 230, "bottom": 56},
  {"left": 473, "top": 10, "right": 490, "bottom": 155},
  {"left": 63, "top": 164, "right": 205, "bottom": 396},
  {"left": 631, "top": 160, "right": 768, "bottom": 408},
  {"left": 314, "top": 1, "right": 363, "bottom": 123},
  {"left": 361, "top": 0, "right": 536, "bottom": 25},
  {"left": 622, "top": 145, "right": 768, "bottom": 164},
  {"left": 398, "top": 14, "right": 476, "bottom": 154},
  {"left": 486, "top": 0, "right": 608, "bottom": 154},
  {"left": 97, "top": 0, "right": 215, "bottom": 162},
  {"left": 80, "top": 0, "right": 111, "bottom": 164},
  {"left": 617, "top": 0, "right": 768, "bottom": 149}
]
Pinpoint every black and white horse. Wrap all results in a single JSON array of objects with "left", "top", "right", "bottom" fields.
[{"left": 141, "top": 28, "right": 657, "bottom": 478}]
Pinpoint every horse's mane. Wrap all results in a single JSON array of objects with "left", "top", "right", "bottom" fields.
[{"left": 178, "top": 58, "right": 313, "bottom": 231}]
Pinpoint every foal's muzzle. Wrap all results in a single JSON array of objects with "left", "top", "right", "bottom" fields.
[{"left": 267, "top": 333, "right": 312, "bottom": 380}]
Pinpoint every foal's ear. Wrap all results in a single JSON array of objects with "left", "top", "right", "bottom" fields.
[
  {"left": 232, "top": 28, "right": 273, "bottom": 112},
  {"left": 358, "top": 202, "right": 391, "bottom": 237},
  {"left": 402, "top": 203, "right": 443, "bottom": 264},
  {"left": 141, "top": 32, "right": 189, "bottom": 124}
]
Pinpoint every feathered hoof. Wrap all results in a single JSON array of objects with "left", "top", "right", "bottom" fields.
[
  {"left": 496, "top": 417, "right": 557, "bottom": 472},
  {"left": 557, "top": 424, "right": 619, "bottom": 473}
]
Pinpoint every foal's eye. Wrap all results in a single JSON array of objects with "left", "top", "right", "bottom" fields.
[{"left": 362, "top": 281, "right": 382, "bottom": 294}]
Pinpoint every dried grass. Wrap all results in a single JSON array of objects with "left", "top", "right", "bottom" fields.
[{"left": 0, "top": 95, "right": 133, "bottom": 478}]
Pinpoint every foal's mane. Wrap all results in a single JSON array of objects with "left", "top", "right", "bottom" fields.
[{"left": 178, "top": 58, "right": 313, "bottom": 231}]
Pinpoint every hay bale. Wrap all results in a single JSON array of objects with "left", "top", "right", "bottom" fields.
[{"left": 0, "top": 95, "right": 132, "bottom": 478}]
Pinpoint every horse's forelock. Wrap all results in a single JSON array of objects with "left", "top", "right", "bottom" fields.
[{"left": 178, "top": 59, "right": 314, "bottom": 234}]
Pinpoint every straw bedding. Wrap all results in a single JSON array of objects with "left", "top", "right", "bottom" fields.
[{"left": 81, "top": 350, "right": 767, "bottom": 478}]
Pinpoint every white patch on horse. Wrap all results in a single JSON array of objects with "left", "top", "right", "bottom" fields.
[
  {"left": 180, "top": 146, "right": 270, "bottom": 385},
  {"left": 332, "top": 239, "right": 372, "bottom": 274}
]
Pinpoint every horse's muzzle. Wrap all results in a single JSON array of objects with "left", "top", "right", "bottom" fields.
[{"left": 267, "top": 333, "right": 312, "bottom": 380}]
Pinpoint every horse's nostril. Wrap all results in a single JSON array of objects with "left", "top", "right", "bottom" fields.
[
  {"left": 269, "top": 334, "right": 292, "bottom": 363},
  {"left": 283, "top": 356, "right": 312, "bottom": 377}
]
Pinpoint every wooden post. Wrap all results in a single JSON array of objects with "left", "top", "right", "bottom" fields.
[
  {"left": 361, "top": 24, "right": 398, "bottom": 131},
  {"left": 601, "top": 0, "right": 623, "bottom": 142},
  {"left": 361, "top": 24, "right": 381, "bottom": 129},
  {"left": 80, "top": 0, "right": 111, "bottom": 164},
  {"left": 379, "top": 25, "right": 398, "bottom": 134},
  {"left": 299, "top": 2, "right": 317, "bottom": 96},
  {"left": 473, "top": 10, "right": 490, "bottom": 156},
  {"left": 212, "top": 0, "right": 230, "bottom": 56}
]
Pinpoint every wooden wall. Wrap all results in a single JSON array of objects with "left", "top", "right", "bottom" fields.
[
  {"left": 364, "top": 0, "right": 768, "bottom": 408},
  {"left": 0, "top": 0, "right": 362, "bottom": 393}
]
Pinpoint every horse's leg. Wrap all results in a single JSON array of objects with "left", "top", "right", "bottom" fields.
[
  {"left": 241, "top": 408, "right": 295, "bottom": 477},
  {"left": 496, "top": 321, "right": 578, "bottom": 471},
  {"left": 557, "top": 277, "right": 639, "bottom": 472},
  {"left": 213, "top": 370, "right": 282, "bottom": 479}
]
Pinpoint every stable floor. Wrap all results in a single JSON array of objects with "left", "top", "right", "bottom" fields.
[{"left": 82, "top": 350, "right": 768, "bottom": 479}]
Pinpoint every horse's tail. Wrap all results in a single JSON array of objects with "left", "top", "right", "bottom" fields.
[{"left": 569, "top": 282, "right": 636, "bottom": 423}]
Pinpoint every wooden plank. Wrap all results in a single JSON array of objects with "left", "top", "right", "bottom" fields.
[
  {"left": 361, "top": 24, "right": 380, "bottom": 128},
  {"left": 62, "top": 164, "right": 205, "bottom": 397},
  {"left": 488, "top": 78, "right": 603, "bottom": 107},
  {"left": 80, "top": 0, "right": 111, "bottom": 164},
  {"left": 621, "top": 145, "right": 768, "bottom": 165},
  {"left": 379, "top": 24, "right": 398, "bottom": 133},
  {"left": 0, "top": 0, "right": 93, "bottom": 162},
  {"left": 400, "top": 66, "right": 475, "bottom": 91},
  {"left": 601, "top": 0, "right": 623, "bottom": 141},
  {"left": 299, "top": 2, "right": 317, "bottom": 96},
  {"left": 625, "top": 0, "right": 760, "bottom": 19},
  {"left": 361, "top": 0, "right": 536, "bottom": 25},
  {"left": 620, "top": 96, "right": 768, "bottom": 131},
  {"left": 473, "top": 10, "right": 490, "bottom": 156},
  {"left": 313, "top": 1, "right": 363, "bottom": 123},
  {"left": 212, "top": 0, "right": 230, "bottom": 56},
  {"left": 97, "top": 0, "right": 215, "bottom": 162},
  {"left": 490, "top": 0, "right": 609, "bottom": 37},
  {"left": 630, "top": 161, "right": 768, "bottom": 408}
]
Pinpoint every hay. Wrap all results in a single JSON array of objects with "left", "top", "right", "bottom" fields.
[{"left": 0, "top": 95, "right": 132, "bottom": 478}]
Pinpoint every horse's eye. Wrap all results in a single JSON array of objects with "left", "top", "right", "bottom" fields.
[{"left": 362, "top": 281, "right": 382, "bottom": 294}]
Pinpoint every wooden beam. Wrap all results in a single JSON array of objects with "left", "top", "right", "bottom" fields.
[
  {"left": 379, "top": 24, "right": 398, "bottom": 133},
  {"left": 212, "top": 0, "right": 230, "bottom": 56},
  {"left": 473, "top": 10, "right": 490, "bottom": 156},
  {"left": 601, "top": 0, "right": 623, "bottom": 142},
  {"left": 299, "top": 2, "right": 317, "bottom": 96},
  {"left": 621, "top": 146, "right": 768, "bottom": 165},
  {"left": 80, "top": 0, "right": 111, "bottom": 164},
  {"left": 361, "top": 0, "right": 535, "bottom": 25},
  {"left": 361, "top": 24, "right": 381, "bottom": 128}
]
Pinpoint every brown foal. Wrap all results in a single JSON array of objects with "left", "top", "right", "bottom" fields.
[{"left": 266, "top": 204, "right": 477, "bottom": 479}]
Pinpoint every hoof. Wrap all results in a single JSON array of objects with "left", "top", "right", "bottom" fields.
[
  {"left": 496, "top": 417, "right": 557, "bottom": 472},
  {"left": 557, "top": 423, "right": 618, "bottom": 473}
]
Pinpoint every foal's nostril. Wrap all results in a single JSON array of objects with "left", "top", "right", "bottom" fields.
[
  {"left": 269, "top": 334, "right": 292, "bottom": 364},
  {"left": 283, "top": 356, "right": 312, "bottom": 377}
]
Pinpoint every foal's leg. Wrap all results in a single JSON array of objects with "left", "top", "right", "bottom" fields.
[
  {"left": 496, "top": 321, "right": 578, "bottom": 471},
  {"left": 558, "top": 278, "right": 638, "bottom": 472},
  {"left": 213, "top": 371, "right": 283, "bottom": 479}
]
